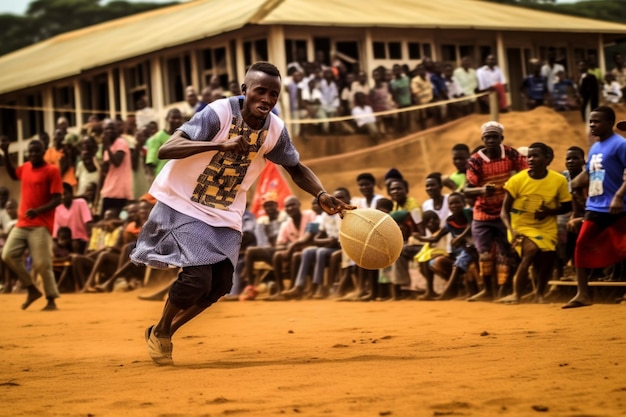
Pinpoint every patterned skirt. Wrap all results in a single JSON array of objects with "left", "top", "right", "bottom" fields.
[{"left": 130, "top": 202, "right": 241, "bottom": 269}]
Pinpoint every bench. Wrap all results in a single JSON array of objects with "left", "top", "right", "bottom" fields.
[{"left": 548, "top": 280, "right": 626, "bottom": 287}]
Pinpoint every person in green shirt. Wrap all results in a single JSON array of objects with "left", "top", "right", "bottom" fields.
[{"left": 145, "top": 108, "right": 183, "bottom": 178}]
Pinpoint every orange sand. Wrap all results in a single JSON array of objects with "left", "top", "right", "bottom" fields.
[
  {"left": 2, "top": 107, "right": 626, "bottom": 417},
  {"left": 1, "top": 290, "right": 626, "bottom": 417}
]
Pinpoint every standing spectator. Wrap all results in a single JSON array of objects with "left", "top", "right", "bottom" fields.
[
  {"left": 610, "top": 53, "right": 626, "bottom": 101},
  {"left": 454, "top": 56, "right": 478, "bottom": 115},
  {"left": 135, "top": 96, "right": 158, "bottom": 129},
  {"left": 100, "top": 119, "right": 133, "bottom": 217},
  {"left": 411, "top": 64, "right": 434, "bottom": 130},
  {"left": 464, "top": 122, "right": 527, "bottom": 301},
  {"left": 443, "top": 63, "right": 466, "bottom": 119},
  {"left": 1, "top": 139, "right": 63, "bottom": 310},
  {"left": 541, "top": 49, "right": 565, "bottom": 94},
  {"left": 351, "top": 92, "right": 382, "bottom": 142},
  {"left": 75, "top": 138, "right": 101, "bottom": 197},
  {"left": 181, "top": 86, "right": 200, "bottom": 120},
  {"left": 390, "top": 64, "right": 413, "bottom": 134},
  {"left": 476, "top": 54, "right": 508, "bottom": 112},
  {"left": 318, "top": 68, "right": 340, "bottom": 134},
  {"left": 145, "top": 108, "right": 183, "bottom": 179},
  {"left": 369, "top": 66, "right": 396, "bottom": 135},
  {"left": 576, "top": 60, "right": 599, "bottom": 123},
  {"left": 131, "top": 126, "right": 150, "bottom": 199},
  {"left": 563, "top": 107, "right": 626, "bottom": 308},
  {"left": 0, "top": 199, "right": 18, "bottom": 293},
  {"left": 520, "top": 59, "right": 548, "bottom": 110},
  {"left": 602, "top": 73, "right": 623, "bottom": 105},
  {"left": 53, "top": 183, "right": 93, "bottom": 255},
  {"left": 498, "top": 142, "right": 572, "bottom": 304},
  {"left": 286, "top": 70, "right": 306, "bottom": 138},
  {"left": 551, "top": 70, "right": 577, "bottom": 111},
  {"left": 443, "top": 143, "right": 470, "bottom": 192},
  {"left": 45, "top": 128, "right": 77, "bottom": 190}
]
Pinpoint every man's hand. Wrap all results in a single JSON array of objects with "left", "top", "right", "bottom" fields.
[
  {"left": 220, "top": 135, "right": 249, "bottom": 155},
  {"left": 609, "top": 195, "right": 624, "bottom": 214},
  {"left": 318, "top": 193, "right": 356, "bottom": 217},
  {"left": 26, "top": 209, "right": 38, "bottom": 219}
]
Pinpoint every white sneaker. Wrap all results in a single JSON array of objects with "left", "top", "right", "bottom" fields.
[{"left": 145, "top": 325, "right": 173, "bottom": 366}]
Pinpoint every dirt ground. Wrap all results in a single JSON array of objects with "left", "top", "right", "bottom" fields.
[
  {"left": 2, "top": 107, "right": 626, "bottom": 417},
  {"left": 1, "top": 289, "right": 626, "bottom": 417}
]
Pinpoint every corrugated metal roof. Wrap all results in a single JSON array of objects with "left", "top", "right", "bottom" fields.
[{"left": 1, "top": 0, "right": 625, "bottom": 96}]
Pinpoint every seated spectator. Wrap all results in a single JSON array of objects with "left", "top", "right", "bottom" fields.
[
  {"left": 94, "top": 200, "right": 155, "bottom": 292},
  {"left": 352, "top": 172, "right": 383, "bottom": 209},
  {"left": 280, "top": 188, "right": 350, "bottom": 300},
  {"left": 246, "top": 196, "right": 316, "bottom": 296},
  {"left": 51, "top": 226, "right": 77, "bottom": 292}
]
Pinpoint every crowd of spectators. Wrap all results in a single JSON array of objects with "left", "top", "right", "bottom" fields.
[{"left": 0, "top": 50, "right": 624, "bottom": 308}]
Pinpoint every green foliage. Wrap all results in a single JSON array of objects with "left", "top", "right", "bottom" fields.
[
  {"left": 0, "top": 0, "right": 178, "bottom": 56},
  {"left": 483, "top": 0, "right": 626, "bottom": 24}
]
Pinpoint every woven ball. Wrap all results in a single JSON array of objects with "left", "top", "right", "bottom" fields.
[{"left": 339, "top": 208, "right": 404, "bottom": 270}]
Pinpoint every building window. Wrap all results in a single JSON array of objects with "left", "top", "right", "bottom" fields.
[
  {"left": 243, "top": 39, "right": 268, "bottom": 68},
  {"left": 441, "top": 44, "right": 457, "bottom": 63},
  {"left": 125, "top": 60, "right": 151, "bottom": 110},
  {"left": 25, "top": 93, "right": 43, "bottom": 138},
  {"left": 285, "top": 39, "right": 308, "bottom": 70},
  {"left": 164, "top": 54, "right": 192, "bottom": 103},
  {"left": 408, "top": 42, "right": 421, "bottom": 60},
  {"left": 372, "top": 41, "right": 403, "bottom": 60},
  {"left": 199, "top": 46, "right": 228, "bottom": 90},
  {"left": 53, "top": 85, "right": 75, "bottom": 127}
]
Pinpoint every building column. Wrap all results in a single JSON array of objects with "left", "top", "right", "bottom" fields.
[
  {"left": 73, "top": 79, "right": 83, "bottom": 127},
  {"left": 598, "top": 33, "right": 606, "bottom": 75},
  {"left": 42, "top": 87, "right": 55, "bottom": 135},
  {"left": 107, "top": 69, "right": 117, "bottom": 119},
  {"left": 150, "top": 56, "right": 164, "bottom": 128},
  {"left": 363, "top": 29, "right": 374, "bottom": 78},
  {"left": 235, "top": 38, "right": 245, "bottom": 86},
  {"left": 190, "top": 51, "right": 200, "bottom": 90},
  {"left": 118, "top": 68, "right": 127, "bottom": 121},
  {"left": 268, "top": 26, "right": 288, "bottom": 118}
]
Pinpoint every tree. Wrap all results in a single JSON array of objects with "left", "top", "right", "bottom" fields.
[{"left": 0, "top": 0, "right": 179, "bottom": 57}]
